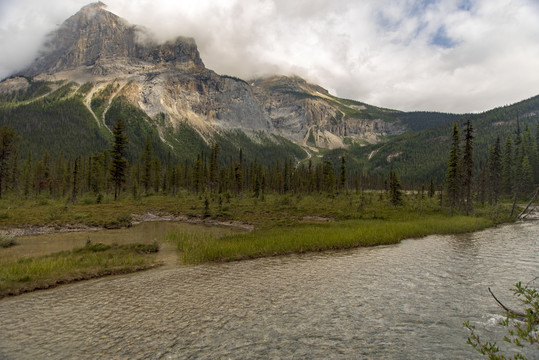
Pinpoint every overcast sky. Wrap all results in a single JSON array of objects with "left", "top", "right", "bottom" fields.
[{"left": 1, "top": 0, "right": 538, "bottom": 113}]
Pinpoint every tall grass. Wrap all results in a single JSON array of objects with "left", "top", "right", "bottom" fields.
[
  {"left": 172, "top": 216, "right": 494, "bottom": 264},
  {"left": 0, "top": 242, "right": 159, "bottom": 298}
]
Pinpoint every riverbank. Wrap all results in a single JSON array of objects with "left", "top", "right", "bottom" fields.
[
  {"left": 0, "top": 242, "right": 160, "bottom": 299},
  {"left": 169, "top": 215, "right": 497, "bottom": 264},
  {"left": 0, "top": 192, "right": 516, "bottom": 298}
]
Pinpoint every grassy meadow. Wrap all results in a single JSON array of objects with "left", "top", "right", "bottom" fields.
[
  {"left": 0, "top": 242, "right": 159, "bottom": 298},
  {"left": 168, "top": 215, "right": 495, "bottom": 264},
  {"left": 0, "top": 190, "right": 515, "bottom": 297}
]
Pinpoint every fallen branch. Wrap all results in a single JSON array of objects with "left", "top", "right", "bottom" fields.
[
  {"left": 488, "top": 287, "right": 539, "bottom": 323},
  {"left": 518, "top": 187, "right": 539, "bottom": 219}
]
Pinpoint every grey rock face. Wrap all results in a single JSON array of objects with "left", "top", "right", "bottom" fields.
[
  {"left": 14, "top": 2, "right": 405, "bottom": 150},
  {"left": 21, "top": 2, "right": 203, "bottom": 77}
]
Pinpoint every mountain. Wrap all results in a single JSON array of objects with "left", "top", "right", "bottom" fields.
[
  {"left": 328, "top": 95, "right": 539, "bottom": 184},
  {"left": 4, "top": 1, "right": 527, "bottom": 182},
  {"left": 0, "top": 2, "right": 461, "bottom": 165}
]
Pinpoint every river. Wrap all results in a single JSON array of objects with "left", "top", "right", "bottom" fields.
[{"left": 0, "top": 221, "right": 538, "bottom": 359}]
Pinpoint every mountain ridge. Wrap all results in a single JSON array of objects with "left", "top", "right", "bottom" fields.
[
  {"left": 3, "top": 2, "right": 535, "bottom": 183},
  {"left": 5, "top": 2, "right": 422, "bottom": 153}
]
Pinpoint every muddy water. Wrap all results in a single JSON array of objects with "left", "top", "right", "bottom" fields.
[
  {"left": 0, "top": 221, "right": 538, "bottom": 359},
  {"left": 1, "top": 221, "right": 243, "bottom": 267}
]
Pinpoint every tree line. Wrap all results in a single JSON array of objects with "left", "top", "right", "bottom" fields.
[
  {"left": 446, "top": 118, "right": 539, "bottom": 214},
  {"left": 0, "top": 120, "right": 392, "bottom": 202},
  {"left": 1, "top": 118, "right": 537, "bottom": 212}
]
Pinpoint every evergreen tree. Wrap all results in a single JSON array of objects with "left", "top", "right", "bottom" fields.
[
  {"left": 152, "top": 157, "right": 161, "bottom": 193},
  {"left": 22, "top": 151, "right": 33, "bottom": 198},
  {"left": 0, "top": 126, "right": 18, "bottom": 199},
  {"left": 520, "top": 155, "right": 535, "bottom": 196},
  {"left": 476, "top": 162, "right": 487, "bottom": 205},
  {"left": 522, "top": 125, "right": 539, "bottom": 183},
  {"left": 110, "top": 119, "right": 128, "bottom": 200},
  {"left": 428, "top": 177, "right": 435, "bottom": 198},
  {"left": 487, "top": 136, "right": 502, "bottom": 204},
  {"left": 209, "top": 143, "right": 220, "bottom": 193},
  {"left": 339, "top": 156, "right": 346, "bottom": 191},
  {"left": 322, "top": 160, "right": 334, "bottom": 193},
  {"left": 90, "top": 152, "right": 105, "bottom": 196},
  {"left": 446, "top": 123, "right": 461, "bottom": 211},
  {"left": 388, "top": 168, "right": 403, "bottom": 206},
  {"left": 536, "top": 121, "right": 539, "bottom": 155},
  {"left": 501, "top": 135, "right": 513, "bottom": 195},
  {"left": 462, "top": 119, "right": 474, "bottom": 215},
  {"left": 71, "top": 156, "right": 81, "bottom": 202},
  {"left": 141, "top": 136, "right": 153, "bottom": 194}
]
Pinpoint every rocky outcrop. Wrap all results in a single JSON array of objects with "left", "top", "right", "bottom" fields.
[
  {"left": 21, "top": 2, "right": 203, "bottom": 77},
  {"left": 251, "top": 75, "right": 405, "bottom": 147},
  {"left": 12, "top": 2, "right": 405, "bottom": 150}
]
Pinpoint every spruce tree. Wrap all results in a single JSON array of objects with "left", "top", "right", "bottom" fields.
[
  {"left": 71, "top": 156, "right": 81, "bottom": 203},
  {"left": 141, "top": 136, "right": 153, "bottom": 194},
  {"left": 152, "top": 157, "right": 161, "bottom": 193},
  {"left": 502, "top": 135, "right": 513, "bottom": 195},
  {"left": 462, "top": 120, "right": 474, "bottom": 215},
  {"left": 0, "top": 126, "right": 18, "bottom": 199},
  {"left": 322, "top": 160, "right": 334, "bottom": 193},
  {"left": 428, "top": 177, "right": 435, "bottom": 198},
  {"left": 446, "top": 123, "right": 461, "bottom": 211},
  {"left": 520, "top": 155, "right": 534, "bottom": 196},
  {"left": 110, "top": 119, "right": 128, "bottom": 200},
  {"left": 388, "top": 168, "right": 403, "bottom": 206},
  {"left": 339, "top": 156, "right": 346, "bottom": 191},
  {"left": 487, "top": 136, "right": 502, "bottom": 204}
]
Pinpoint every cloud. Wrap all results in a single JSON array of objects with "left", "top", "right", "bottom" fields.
[{"left": 0, "top": 0, "right": 538, "bottom": 113}]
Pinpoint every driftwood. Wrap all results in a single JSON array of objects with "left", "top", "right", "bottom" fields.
[
  {"left": 518, "top": 187, "right": 539, "bottom": 219},
  {"left": 488, "top": 287, "right": 539, "bottom": 324}
]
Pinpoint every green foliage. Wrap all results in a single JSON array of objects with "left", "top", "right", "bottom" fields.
[
  {"left": 464, "top": 282, "right": 538, "bottom": 359},
  {"left": 0, "top": 79, "right": 52, "bottom": 105},
  {"left": 389, "top": 169, "right": 403, "bottom": 206},
  {"left": 344, "top": 95, "right": 539, "bottom": 184},
  {"left": 396, "top": 111, "right": 461, "bottom": 131},
  {"left": 105, "top": 96, "right": 168, "bottom": 162},
  {"left": 173, "top": 215, "right": 493, "bottom": 264},
  {"left": 0, "top": 242, "right": 159, "bottom": 297},
  {"left": 110, "top": 119, "right": 128, "bottom": 200},
  {"left": 0, "top": 91, "right": 109, "bottom": 159},
  {"left": 91, "top": 82, "right": 119, "bottom": 119}
]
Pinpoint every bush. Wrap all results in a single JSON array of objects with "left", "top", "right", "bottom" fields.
[{"left": 0, "top": 237, "right": 17, "bottom": 248}]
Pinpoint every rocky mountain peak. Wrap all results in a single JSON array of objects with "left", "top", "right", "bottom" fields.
[{"left": 21, "top": 2, "right": 203, "bottom": 77}]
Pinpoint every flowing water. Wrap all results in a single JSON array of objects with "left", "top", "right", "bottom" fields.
[{"left": 0, "top": 221, "right": 538, "bottom": 359}]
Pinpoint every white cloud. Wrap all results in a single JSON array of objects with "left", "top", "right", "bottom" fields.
[{"left": 0, "top": 0, "right": 538, "bottom": 113}]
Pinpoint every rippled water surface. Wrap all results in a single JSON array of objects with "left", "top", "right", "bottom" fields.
[{"left": 1, "top": 221, "right": 538, "bottom": 359}]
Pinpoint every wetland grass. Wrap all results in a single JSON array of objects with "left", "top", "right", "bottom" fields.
[
  {"left": 0, "top": 242, "right": 159, "bottom": 298},
  {"left": 171, "top": 215, "right": 495, "bottom": 264}
]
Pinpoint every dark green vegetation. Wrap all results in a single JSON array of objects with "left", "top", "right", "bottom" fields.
[
  {"left": 340, "top": 95, "right": 539, "bottom": 184},
  {"left": 0, "top": 76, "right": 537, "bottom": 295},
  {"left": 465, "top": 282, "right": 538, "bottom": 359},
  {"left": 0, "top": 241, "right": 159, "bottom": 298},
  {"left": 0, "top": 79, "right": 309, "bottom": 166}
]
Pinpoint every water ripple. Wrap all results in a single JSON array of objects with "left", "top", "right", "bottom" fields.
[{"left": 0, "top": 222, "right": 538, "bottom": 359}]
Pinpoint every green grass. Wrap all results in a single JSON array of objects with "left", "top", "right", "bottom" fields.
[
  {"left": 169, "top": 215, "right": 494, "bottom": 264},
  {"left": 0, "top": 242, "right": 159, "bottom": 298}
]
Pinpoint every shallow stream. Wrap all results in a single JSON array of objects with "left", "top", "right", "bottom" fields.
[{"left": 1, "top": 221, "right": 538, "bottom": 359}]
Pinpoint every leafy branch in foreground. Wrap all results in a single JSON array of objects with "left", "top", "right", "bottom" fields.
[{"left": 464, "top": 282, "right": 538, "bottom": 359}]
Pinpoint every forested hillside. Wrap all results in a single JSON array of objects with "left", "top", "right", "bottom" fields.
[
  {"left": 332, "top": 95, "right": 539, "bottom": 184},
  {"left": 0, "top": 79, "right": 308, "bottom": 166}
]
